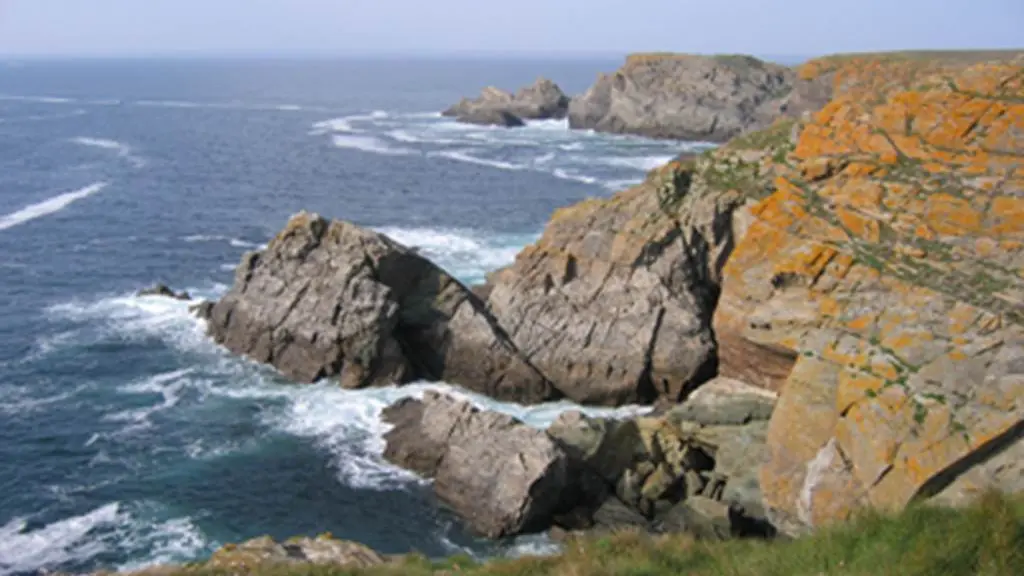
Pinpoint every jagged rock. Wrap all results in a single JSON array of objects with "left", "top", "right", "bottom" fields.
[
  {"left": 206, "top": 534, "right": 384, "bottom": 569},
  {"left": 591, "top": 496, "right": 650, "bottom": 531},
  {"left": 382, "top": 391, "right": 572, "bottom": 538},
  {"left": 568, "top": 54, "right": 801, "bottom": 142},
  {"left": 669, "top": 377, "right": 778, "bottom": 426},
  {"left": 203, "top": 212, "right": 554, "bottom": 404},
  {"left": 700, "top": 54, "right": 1024, "bottom": 535},
  {"left": 136, "top": 283, "right": 191, "bottom": 301},
  {"left": 443, "top": 78, "right": 569, "bottom": 126},
  {"left": 678, "top": 496, "right": 734, "bottom": 540},
  {"left": 451, "top": 107, "right": 525, "bottom": 127},
  {"left": 484, "top": 160, "right": 726, "bottom": 405}
]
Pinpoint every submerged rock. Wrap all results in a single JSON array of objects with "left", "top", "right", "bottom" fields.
[
  {"left": 382, "top": 391, "right": 572, "bottom": 538},
  {"left": 203, "top": 212, "right": 555, "bottom": 404},
  {"left": 136, "top": 283, "right": 191, "bottom": 301}
]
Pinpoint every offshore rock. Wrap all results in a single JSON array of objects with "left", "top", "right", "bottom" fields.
[
  {"left": 203, "top": 212, "right": 554, "bottom": 404},
  {"left": 443, "top": 78, "right": 570, "bottom": 126},
  {"left": 568, "top": 54, "right": 810, "bottom": 142}
]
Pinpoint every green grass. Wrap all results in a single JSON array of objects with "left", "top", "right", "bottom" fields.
[{"left": 153, "top": 491, "right": 1023, "bottom": 576}]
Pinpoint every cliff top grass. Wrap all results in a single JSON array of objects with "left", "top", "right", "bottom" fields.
[{"left": 133, "top": 491, "right": 1023, "bottom": 576}]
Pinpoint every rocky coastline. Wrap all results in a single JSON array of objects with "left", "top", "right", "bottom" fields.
[
  {"left": 441, "top": 53, "right": 834, "bottom": 142},
  {"left": 132, "top": 49, "right": 1023, "bottom": 573}
]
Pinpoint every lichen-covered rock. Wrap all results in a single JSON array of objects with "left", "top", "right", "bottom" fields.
[
  {"left": 382, "top": 391, "right": 572, "bottom": 538},
  {"left": 568, "top": 53, "right": 830, "bottom": 142},
  {"left": 483, "top": 114, "right": 800, "bottom": 405},
  {"left": 704, "top": 53, "right": 1024, "bottom": 535},
  {"left": 206, "top": 534, "right": 385, "bottom": 570},
  {"left": 203, "top": 212, "right": 554, "bottom": 404},
  {"left": 443, "top": 78, "right": 569, "bottom": 126}
]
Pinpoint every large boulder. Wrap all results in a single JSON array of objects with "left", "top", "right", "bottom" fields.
[
  {"left": 706, "top": 55, "right": 1024, "bottom": 535},
  {"left": 443, "top": 78, "right": 570, "bottom": 126},
  {"left": 568, "top": 54, "right": 801, "bottom": 142},
  {"left": 382, "top": 391, "right": 573, "bottom": 538},
  {"left": 201, "top": 212, "right": 555, "bottom": 404},
  {"left": 482, "top": 124, "right": 796, "bottom": 405}
]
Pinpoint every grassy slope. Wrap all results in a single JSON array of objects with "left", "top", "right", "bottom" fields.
[{"left": 154, "top": 492, "right": 1023, "bottom": 576}]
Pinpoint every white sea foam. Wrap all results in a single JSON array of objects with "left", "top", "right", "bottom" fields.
[
  {"left": 310, "top": 111, "right": 390, "bottom": 136},
  {"left": 0, "top": 503, "right": 120, "bottom": 576},
  {"left": 331, "top": 134, "right": 418, "bottom": 156},
  {"left": 552, "top": 169, "right": 599, "bottom": 185},
  {"left": 0, "top": 94, "right": 76, "bottom": 104},
  {"left": 72, "top": 137, "right": 146, "bottom": 168},
  {"left": 597, "top": 155, "right": 675, "bottom": 171},
  {"left": 602, "top": 178, "right": 645, "bottom": 191},
  {"left": 524, "top": 118, "right": 570, "bottom": 131},
  {"left": 534, "top": 152, "right": 556, "bottom": 164},
  {"left": 432, "top": 150, "right": 526, "bottom": 171},
  {"left": 558, "top": 142, "right": 585, "bottom": 151},
  {"left": 0, "top": 182, "right": 108, "bottom": 232},
  {"left": 0, "top": 385, "right": 85, "bottom": 416}
]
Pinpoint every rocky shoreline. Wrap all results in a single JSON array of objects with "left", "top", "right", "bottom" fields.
[
  {"left": 131, "top": 49, "right": 1023, "bottom": 573},
  {"left": 441, "top": 53, "right": 834, "bottom": 142}
]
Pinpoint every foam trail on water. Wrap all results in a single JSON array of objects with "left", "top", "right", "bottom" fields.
[
  {"left": 0, "top": 182, "right": 108, "bottom": 232},
  {"left": 552, "top": 169, "right": 599, "bottom": 185},
  {"left": 598, "top": 155, "right": 676, "bottom": 171},
  {"left": 432, "top": 150, "right": 526, "bottom": 171},
  {"left": 72, "top": 137, "right": 146, "bottom": 168},
  {"left": 331, "top": 135, "right": 418, "bottom": 157},
  {"left": 0, "top": 503, "right": 120, "bottom": 576}
]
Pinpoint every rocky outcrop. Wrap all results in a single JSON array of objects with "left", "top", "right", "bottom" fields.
[
  {"left": 200, "top": 212, "right": 555, "bottom": 404},
  {"left": 547, "top": 377, "right": 779, "bottom": 539},
  {"left": 136, "top": 283, "right": 191, "bottom": 300},
  {"left": 443, "top": 78, "right": 570, "bottom": 126},
  {"left": 706, "top": 54, "right": 1024, "bottom": 535},
  {"left": 568, "top": 54, "right": 817, "bottom": 142},
  {"left": 205, "top": 535, "right": 385, "bottom": 570},
  {"left": 381, "top": 391, "right": 572, "bottom": 538},
  {"left": 380, "top": 380, "right": 778, "bottom": 541},
  {"left": 482, "top": 116, "right": 797, "bottom": 405}
]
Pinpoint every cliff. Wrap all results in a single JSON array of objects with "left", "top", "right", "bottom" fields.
[
  {"left": 173, "top": 50, "right": 1024, "bottom": 574},
  {"left": 567, "top": 53, "right": 832, "bottom": 142},
  {"left": 711, "top": 51, "right": 1024, "bottom": 533}
]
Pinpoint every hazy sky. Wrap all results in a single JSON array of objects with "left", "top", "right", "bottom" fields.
[{"left": 0, "top": 0, "right": 1021, "bottom": 57}]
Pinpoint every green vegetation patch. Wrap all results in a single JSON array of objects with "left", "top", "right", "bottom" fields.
[{"left": 140, "top": 491, "right": 1023, "bottom": 576}]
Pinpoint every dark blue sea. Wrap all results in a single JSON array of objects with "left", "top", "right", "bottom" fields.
[{"left": 0, "top": 58, "right": 708, "bottom": 574}]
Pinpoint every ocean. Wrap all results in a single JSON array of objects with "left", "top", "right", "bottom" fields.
[{"left": 0, "top": 58, "right": 711, "bottom": 574}]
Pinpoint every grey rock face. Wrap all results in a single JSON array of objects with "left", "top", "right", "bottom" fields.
[
  {"left": 382, "top": 391, "right": 572, "bottom": 538},
  {"left": 568, "top": 54, "right": 801, "bottom": 142},
  {"left": 483, "top": 165, "right": 722, "bottom": 406},
  {"left": 203, "top": 212, "right": 555, "bottom": 404},
  {"left": 443, "top": 78, "right": 570, "bottom": 126}
]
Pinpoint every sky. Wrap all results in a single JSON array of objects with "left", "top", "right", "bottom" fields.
[{"left": 0, "top": 0, "right": 1021, "bottom": 58}]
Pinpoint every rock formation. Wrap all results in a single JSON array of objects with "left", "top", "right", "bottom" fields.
[
  {"left": 480, "top": 117, "right": 796, "bottom": 405},
  {"left": 136, "top": 283, "right": 191, "bottom": 301},
  {"left": 199, "top": 212, "right": 555, "bottom": 404},
  {"left": 548, "top": 377, "right": 779, "bottom": 539},
  {"left": 706, "top": 53, "right": 1024, "bottom": 535},
  {"left": 381, "top": 391, "right": 572, "bottom": 538},
  {"left": 568, "top": 54, "right": 810, "bottom": 142},
  {"left": 443, "top": 78, "right": 570, "bottom": 126},
  {"left": 379, "top": 379, "right": 777, "bottom": 540}
]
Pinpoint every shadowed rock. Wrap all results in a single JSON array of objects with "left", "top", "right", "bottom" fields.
[
  {"left": 443, "top": 78, "right": 570, "bottom": 126},
  {"left": 382, "top": 391, "right": 572, "bottom": 538},
  {"left": 201, "top": 212, "right": 555, "bottom": 404}
]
